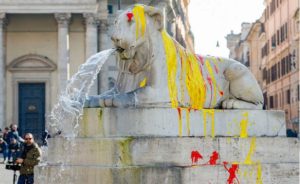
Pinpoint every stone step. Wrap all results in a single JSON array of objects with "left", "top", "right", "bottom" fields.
[
  {"left": 34, "top": 163, "right": 299, "bottom": 184},
  {"left": 79, "top": 108, "right": 286, "bottom": 137},
  {"left": 45, "top": 137, "right": 298, "bottom": 166}
]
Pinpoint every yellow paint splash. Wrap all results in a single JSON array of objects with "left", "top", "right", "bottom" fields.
[
  {"left": 139, "top": 78, "right": 147, "bottom": 88},
  {"left": 185, "top": 53, "right": 206, "bottom": 109},
  {"left": 132, "top": 5, "right": 146, "bottom": 40},
  {"left": 240, "top": 112, "right": 249, "bottom": 138},
  {"left": 176, "top": 45, "right": 206, "bottom": 109},
  {"left": 178, "top": 47, "right": 186, "bottom": 105},
  {"left": 203, "top": 109, "right": 215, "bottom": 137},
  {"left": 244, "top": 137, "right": 256, "bottom": 165},
  {"left": 161, "top": 30, "right": 178, "bottom": 107}
]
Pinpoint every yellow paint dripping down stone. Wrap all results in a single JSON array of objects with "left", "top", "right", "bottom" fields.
[
  {"left": 132, "top": 5, "right": 146, "bottom": 40},
  {"left": 240, "top": 112, "right": 249, "bottom": 138},
  {"left": 161, "top": 30, "right": 179, "bottom": 107},
  {"left": 203, "top": 109, "right": 215, "bottom": 137},
  {"left": 185, "top": 108, "right": 190, "bottom": 136},
  {"left": 244, "top": 137, "right": 256, "bottom": 165},
  {"left": 256, "top": 162, "right": 263, "bottom": 184}
]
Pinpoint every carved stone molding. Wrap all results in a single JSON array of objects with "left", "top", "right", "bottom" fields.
[
  {"left": 8, "top": 54, "right": 57, "bottom": 72},
  {"left": 83, "top": 13, "right": 100, "bottom": 27},
  {"left": 55, "top": 13, "right": 71, "bottom": 27},
  {"left": 99, "top": 20, "right": 108, "bottom": 32},
  {"left": 0, "top": 13, "right": 7, "bottom": 27}
]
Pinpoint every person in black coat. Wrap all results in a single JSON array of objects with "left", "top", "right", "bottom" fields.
[{"left": 0, "top": 138, "right": 8, "bottom": 163}]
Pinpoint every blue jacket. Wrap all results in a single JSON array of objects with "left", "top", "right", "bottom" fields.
[{"left": 7, "top": 130, "right": 23, "bottom": 143}]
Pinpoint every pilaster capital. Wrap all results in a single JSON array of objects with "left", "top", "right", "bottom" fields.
[
  {"left": 83, "top": 13, "right": 101, "bottom": 27},
  {"left": 99, "top": 20, "right": 108, "bottom": 32},
  {"left": 55, "top": 13, "right": 71, "bottom": 28},
  {"left": 0, "top": 13, "right": 7, "bottom": 28}
]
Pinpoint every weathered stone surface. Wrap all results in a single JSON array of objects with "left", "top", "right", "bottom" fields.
[
  {"left": 80, "top": 108, "right": 286, "bottom": 137},
  {"left": 45, "top": 137, "right": 298, "bottom": 166},
  {"left": 35, "top": 163, "right": 299, "bottom": 184}
]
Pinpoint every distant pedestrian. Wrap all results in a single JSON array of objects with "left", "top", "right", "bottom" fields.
[
  {"left": 3, "top": 127, "right": 10, "bottom": 143},
  {"left": 7, "top": 124, "right": 24, "bottom": 143},
  {"left": 16, "top": 133, "right": 41, "bottom": 184},
  {"left": 0, "top": 138, "right": 9, "bottom": 163},
  {"left": 9, "top": 138, "right": 22, "bottom": 161}
]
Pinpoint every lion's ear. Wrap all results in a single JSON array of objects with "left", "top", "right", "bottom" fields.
[{"left": 144, "top": 6, "right": 164, "bottom": 31}]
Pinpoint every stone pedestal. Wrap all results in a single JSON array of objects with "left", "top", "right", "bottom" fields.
[{"left": 35, "top": 108, "right": 299, "bottom": 184}]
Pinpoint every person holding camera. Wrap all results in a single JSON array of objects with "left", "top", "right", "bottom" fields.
[
  {"left": 15, "top": 133, "right": 41, "bottom": 184},
  {"left": 0, "top": 138, "right": 9, "bottom": 163}
]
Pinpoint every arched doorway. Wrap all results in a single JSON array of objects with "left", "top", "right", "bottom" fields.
[{"left": 8, "top": 54, "right": 56, "bottom": 143}]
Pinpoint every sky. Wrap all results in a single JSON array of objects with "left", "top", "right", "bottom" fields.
[{"left": 188, "top": 0, "right": 265, "bottom": 57}]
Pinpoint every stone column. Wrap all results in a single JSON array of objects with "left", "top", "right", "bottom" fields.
[
  {"left": 55, "top": 13, "right": 71, "bottom": 94},
  {"left": 83, "top": 13, "right": 100, "bottom": 95},
  {"left": 98, "top": 20, "right": 110, "bottom": 93},
  {"left": 0, "top": 13, "right": 6, "bottom": 129}
]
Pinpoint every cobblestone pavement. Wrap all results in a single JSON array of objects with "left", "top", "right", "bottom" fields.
[{"left": 0, "top": 162, "right": 18, "bottom": 184}]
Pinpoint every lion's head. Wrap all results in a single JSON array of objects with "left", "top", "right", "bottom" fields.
[{"left": 111, "top": 5, "right": 163, "bottom": 73}]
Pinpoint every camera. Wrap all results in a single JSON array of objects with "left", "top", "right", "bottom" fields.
[{"left": 5, "top": 161, "right": 21, "bottom": 171}]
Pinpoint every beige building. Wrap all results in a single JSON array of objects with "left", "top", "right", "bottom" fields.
[
  {"left": 227, "top": 0, "right": 299, "bottom": 135},
  {"left": 0, "top": 0, "right": 194, "bottom": 141},
  {"left": 226, "top": 23, "right": 252, "bottom": 66}
]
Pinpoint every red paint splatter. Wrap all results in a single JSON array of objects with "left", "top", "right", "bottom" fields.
[
  {"left": 126, "top": 12, "right": 134, "bottom": 22},
  {"left": 219, "top": 91, "right": 224, "bottom": 96},
  {"left": 177, "top": 108, "right": 182, "bottom": 118},
  {"left": 196, "top": 54, "right": 205, "bottom": 65},
  {"left": 208, "top": 151, "right": 219, "bottom": 165},
  {"left": 206, "top": 77, "right": 213, "bottom": 106},
  {"left": 191, "top": 151, "right": 203, "bottom": 165},
  {"left": 223, "top": 162, "right": 239, "bottom": 184},
  {"left": 213, "top": 64, "right": 219, "bottom": 74}
]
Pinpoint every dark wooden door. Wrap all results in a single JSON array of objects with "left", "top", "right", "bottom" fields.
[{"left": 19, "top": 83, "right": 45, "bottom": 143}]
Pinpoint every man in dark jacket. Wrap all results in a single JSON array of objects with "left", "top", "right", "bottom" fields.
[{"left": 16, "top": 133, "right": 41, "bottom": 184}]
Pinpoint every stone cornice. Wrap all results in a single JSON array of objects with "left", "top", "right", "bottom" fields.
[{"left": 99, "top": 20, "right": 108, "bottom": 32}]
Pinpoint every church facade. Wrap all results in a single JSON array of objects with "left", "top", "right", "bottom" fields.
[{"left": 0, "top": 0, "right": 194, "bottom": 141}]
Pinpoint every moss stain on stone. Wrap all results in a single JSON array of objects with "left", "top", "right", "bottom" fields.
[
  {"left": 97, "top": 108, "right": 105, "bottom": 136},
  {"left": 118, "top": 137, "right": 134, "bottom": 166}
]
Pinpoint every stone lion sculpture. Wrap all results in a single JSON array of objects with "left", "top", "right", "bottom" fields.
[{"left": 85, "top": 4, "right": 264, "bottom": 109}]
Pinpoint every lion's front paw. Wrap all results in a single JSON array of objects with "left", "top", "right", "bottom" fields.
[
  {"left": 222, "top": 99, "right": 235, "bottom": 109},
  {"left": 222, "top": 99, "right": 263, "bottom": 109},
  {"left": 84, "top": 96, "right": 113, "bottom": 108}
]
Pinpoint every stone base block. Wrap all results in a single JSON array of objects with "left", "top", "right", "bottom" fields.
[
  {"left": 80, "top": 108, "right": 286, "bottom": 137},
  {"left": 45, "top": 137, "right": 298, "bottom": 166},
  {"left": 35, "top": 163, "right": 299, "bottom": 184}
]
